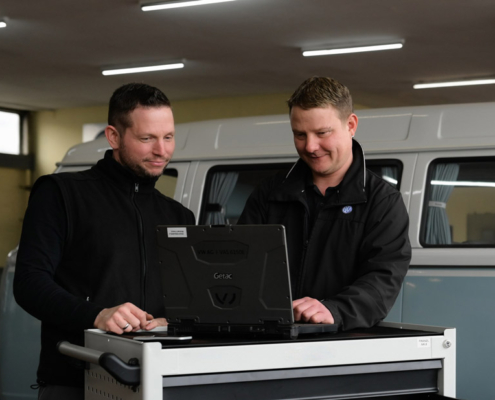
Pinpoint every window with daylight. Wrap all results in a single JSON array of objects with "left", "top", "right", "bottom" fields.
[{"left": 0, "top": 110, "right": 21, "bottom": 155}]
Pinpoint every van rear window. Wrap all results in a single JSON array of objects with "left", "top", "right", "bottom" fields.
[
  {"left": 421, "top": 158, "right": 495, "bottom": 247},
  {"left": 366, "top": 159, "right": 402, "bottom": 190},
  {"left": 199, "top": 163, "right": 293, "bottom": 225}
]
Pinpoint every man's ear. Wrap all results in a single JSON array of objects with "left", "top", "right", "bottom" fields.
[
  {"left": 347, "top": 113, "right": 358, "bottom": 137},
  {"left": 105, "top": 126, "right": 120, "bottom": 150}
]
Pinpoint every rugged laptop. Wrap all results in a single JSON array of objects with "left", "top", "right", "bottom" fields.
[{"left": 156, "top": 224, "right": 338, "bottom": 339}]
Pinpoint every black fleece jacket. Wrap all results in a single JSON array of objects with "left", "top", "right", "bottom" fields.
[
  {"left": 14, "top": 150, "right": 195, "bottom": 387},
  {"left": 238, "top": 140, "right": 411, "bottom": 330}
]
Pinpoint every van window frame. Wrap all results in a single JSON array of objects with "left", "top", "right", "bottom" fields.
[
  {"left": 420, "top": 156, "right": 495, "bottom": 248},
  {"left": 365, "top": 159, "right": 403, "bottom": 190},
  {"left": 199, "top": 162, "right": 294, "bottom": 225}
]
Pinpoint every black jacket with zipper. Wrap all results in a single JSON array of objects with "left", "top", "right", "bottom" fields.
[
  {"left": 14, "top": 150, "right": 195, "bottom": 387},
  {"left": 238, "top": 140, "right": 411, "bottom": 330}
]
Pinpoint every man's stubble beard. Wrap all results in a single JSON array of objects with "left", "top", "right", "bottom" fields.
[{"left": 118, "top": 142, "right": 167, "bottom": 179}]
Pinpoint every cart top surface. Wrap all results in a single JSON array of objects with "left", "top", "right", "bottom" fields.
[{"left": 115, "top": 325, "right": 443, "bottom": 349}]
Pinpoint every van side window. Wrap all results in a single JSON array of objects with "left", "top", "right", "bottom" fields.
[
  {"left": 200, "top": 164, "right": 293, "bottom": 225},
  {"left": 366, "top": 159, "right": 402, "bottom": 190},
  {"left": 422, "top": 158, "right": 495, "bottom": 246},
  {"left": 155, "top": 168, "right": 178, "bottom": 198}
]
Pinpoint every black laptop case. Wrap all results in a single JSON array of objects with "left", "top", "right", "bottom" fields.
[{"left": 156, "top": 224, "right": 337, "bottom": 339}]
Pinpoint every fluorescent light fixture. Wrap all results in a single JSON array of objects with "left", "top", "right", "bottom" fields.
[
  {"left": 414, "top": 79, "right": 495, "bottom": 89},
  {"left": 102, "top": 63, "right": 184, "bottom": 76},
  {"left": 0, "top": 21, "right": 6, "bottom": 28},
  {"left": 303, "top": 43, "right": 403, "bottom": 57},
  {"left": 142, "top": 0, "right": 235, "bottom": 11}
]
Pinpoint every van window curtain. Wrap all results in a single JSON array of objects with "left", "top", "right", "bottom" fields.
[
  {"left": 425, "top": 163, "right": 460, "bottom": 244},
  {"left": 205, "top": 172, "right": 239, "bottom": 225}
]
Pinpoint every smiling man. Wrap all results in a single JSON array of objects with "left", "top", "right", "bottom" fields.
[
  {"left": 239, "top": 77, "right": 411, "bottom": 331},
  {"left": 14, "top": 83, "right": 195, "bottom": 399}
]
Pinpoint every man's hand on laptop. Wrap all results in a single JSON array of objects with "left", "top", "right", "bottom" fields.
[
  {"left": 94, "top": 302, "right": 167, "bottom": 334},
  {"left": 293, "top": 297, "right": 334, "bottom": 324}
]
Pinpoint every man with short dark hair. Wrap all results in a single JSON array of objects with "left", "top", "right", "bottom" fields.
[
  {"left": 14, "top": 83, "right": 195, "bottom": 399},
  {"left": 239, "top": 76, "right": 411, "bottom": 330}
]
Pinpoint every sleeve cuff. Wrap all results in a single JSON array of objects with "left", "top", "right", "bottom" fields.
[{"left": 321, "top": 300, "right": 343, "bottom": 329}]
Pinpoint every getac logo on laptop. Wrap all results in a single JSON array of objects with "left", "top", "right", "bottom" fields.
[{"left": 214, "top": 273, "right": 233, "bottom": 280}]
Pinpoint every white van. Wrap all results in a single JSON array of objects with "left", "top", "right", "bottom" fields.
[{"left": 1, "top": 102, "right": 495, "bottom": 400}]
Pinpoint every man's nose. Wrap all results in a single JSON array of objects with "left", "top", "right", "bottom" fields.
[
  {"left": 153, "top": 140, "right": 166, "bottom": 156},
  {"left": 305, "top": 134, "right": 319, "bottom": 153}
]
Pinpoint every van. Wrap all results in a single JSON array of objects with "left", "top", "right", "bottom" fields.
[{"left": 1, "top": 102, "right": 495, "bottom": 400}]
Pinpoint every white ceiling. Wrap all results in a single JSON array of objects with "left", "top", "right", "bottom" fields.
[{"left": 0, "top": 0, "right": 494, "bottom": 111}]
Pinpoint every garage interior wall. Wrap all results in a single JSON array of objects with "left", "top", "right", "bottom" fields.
[
  {"left": 0, "top": 168, "right": 30, "bottom": 269},
  {"left": 3, "top": 91, "right": 332, "bottom": 268}
]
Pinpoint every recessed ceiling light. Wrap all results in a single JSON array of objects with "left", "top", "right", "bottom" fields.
[
  {"left": 142, "top": 0, "right": 235, "bottom": 11},
  {"left": 414, "top": 79, "right": 495, "bottom": 89},
  {"left": 102, "top": 63, "right": 184, "bottom": 76},
  {"left": 303, "top": 43, "right": 403, "bottom": 57},
  {"left": 0, "top": 21, "right": 6, "bottom": 29}
]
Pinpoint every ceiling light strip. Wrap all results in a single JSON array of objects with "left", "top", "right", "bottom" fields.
[
  {"left": 142, "top": 0, "right": 235, "bottom": 11},
  {"left": 102, "top": 63, "right": 184, "bottom": 76},
  {"left": 0, "top": 21, "right": 6, "bottom": 28},
  {"left": 303, "top": 43, "right": 403, "bottom": 57},
  {"left": 414, "top": 79, "right": 495, "bottom": 89}
]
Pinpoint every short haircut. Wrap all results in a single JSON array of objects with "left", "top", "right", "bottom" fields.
[
  {"left": 287, "top": 76, "right": 353, "bottom": 120},
  {"left": 108, "top": 83, "right": 171, "bottom": 133}
]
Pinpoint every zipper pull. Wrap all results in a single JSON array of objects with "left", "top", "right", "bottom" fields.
[{"left": 135, "top": 183, "right": 139, "bottom": 193}]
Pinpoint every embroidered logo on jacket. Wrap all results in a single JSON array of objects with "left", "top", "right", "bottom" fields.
[{"left": 342, "top": 206, "right": 353, "bottom": 214}]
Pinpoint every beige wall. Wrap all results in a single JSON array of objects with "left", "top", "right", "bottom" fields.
[
  {"left": 30, "top": 106, "right": 108, "bottom": 181},
  {"left": 172, "top": 92, "right": 293, "bottom": 123},
  {"left": 0, "top": 168, "right": 30, "bottom": 266}
]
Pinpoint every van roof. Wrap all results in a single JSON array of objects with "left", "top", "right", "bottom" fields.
[{"left": 59, "top": 102, "right": 495, "bottom": 166}]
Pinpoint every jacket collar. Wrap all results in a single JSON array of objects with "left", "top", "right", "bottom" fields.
[
  {"left": 93, "top": 150, "right": 158, "bottom": 194},
  {"left": 271, "top": 139, "right": 367, "bottom": 205}
]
